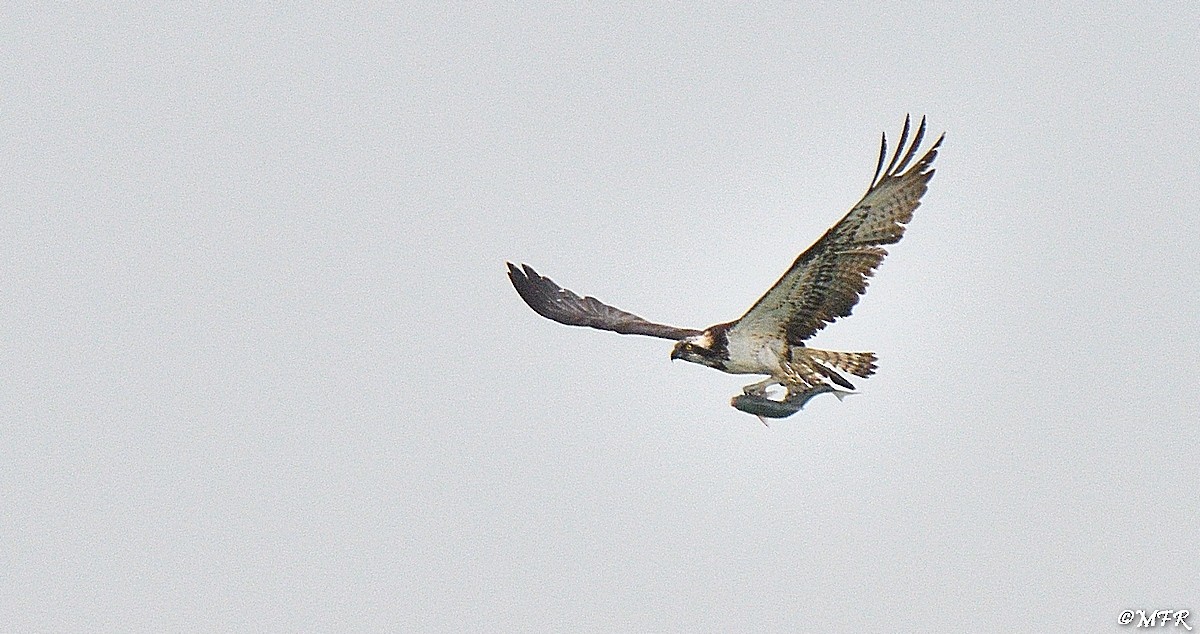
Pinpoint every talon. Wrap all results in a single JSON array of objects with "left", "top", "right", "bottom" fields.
[{"left": 741, "top": 377, "right": 778, "bottom": 396}]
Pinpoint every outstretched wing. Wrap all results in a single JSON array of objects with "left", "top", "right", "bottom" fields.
[
  {"left": 730, "top": 115, "right": 943, "bottom": 345},
  {"left": 507, "top": 263, "right": 701, "bottom": 340}
]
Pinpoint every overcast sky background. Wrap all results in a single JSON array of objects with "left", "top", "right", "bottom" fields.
[{"left": 3, "top": 4, "right": 1198, "bottom": 632}]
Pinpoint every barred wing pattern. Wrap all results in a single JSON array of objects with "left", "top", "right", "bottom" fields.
[
  {"left": 507, "top": 263, "right": 702, "bottom": 341},
  {"left": 730, "top": 116, "right": 943, "bottom": 345}
]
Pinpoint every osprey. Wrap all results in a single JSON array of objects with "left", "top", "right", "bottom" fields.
[{"left": 508, "top": 116, "right": 943, "bottom": 402}]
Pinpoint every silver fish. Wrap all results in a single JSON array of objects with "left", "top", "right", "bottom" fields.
[{"left": 730, "top": 385, "right": 853, "bottom": 425}]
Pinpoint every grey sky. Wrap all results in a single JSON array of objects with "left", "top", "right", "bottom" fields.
[{"left": 3, "top": 4, "right": 1198, "bottom": 632}]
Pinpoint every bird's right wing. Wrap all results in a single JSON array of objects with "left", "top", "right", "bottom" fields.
[
  {"left": 729, "top": 116, "right": 943, "bottom": 345},
  {"left": 507, "top": 263, "right": 701, "bottom": 341}
]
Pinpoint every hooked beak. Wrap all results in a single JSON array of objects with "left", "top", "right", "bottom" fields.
[{"left": 670, "top": 346, "right": 683, "bottom": 361}]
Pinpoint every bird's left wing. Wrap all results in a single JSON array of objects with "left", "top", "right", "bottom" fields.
[
  {"left": 507, "top": 263, "right": 702, "bottom": 340},
  {"left": 729, "top": 116, "right": 943, "bottom": 345}
]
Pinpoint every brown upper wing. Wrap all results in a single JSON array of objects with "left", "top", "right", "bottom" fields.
[
  {"left": 729, "top": 116, "right": 943, "bottom": 345},
  {"left": 507, "top": 262, "right": 702, "bottom": 340}
]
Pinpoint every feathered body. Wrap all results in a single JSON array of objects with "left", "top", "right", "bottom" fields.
[{"left": 507, "top": 116, "right": 943, "bottom": 411}]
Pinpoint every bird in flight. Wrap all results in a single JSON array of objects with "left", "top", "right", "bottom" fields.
[{"left": 507, "top": 116, "right": 943, "bottom": 407}]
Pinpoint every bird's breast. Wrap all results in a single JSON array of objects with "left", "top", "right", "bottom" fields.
[{"left": 720, "top": 332, "right": 786, "bottom": 375}]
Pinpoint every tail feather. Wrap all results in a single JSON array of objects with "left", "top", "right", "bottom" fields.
[{"left": 806, "top": 349, "right": 878, "bottom": 379}]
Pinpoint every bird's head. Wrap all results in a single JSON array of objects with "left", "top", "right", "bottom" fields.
[{"left": 670, "top": 329, "right": 725, "bottom": 368}]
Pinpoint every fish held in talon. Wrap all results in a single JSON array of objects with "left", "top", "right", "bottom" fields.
[{"left": 731, "top": 386, "right": 855, "bottom": 425}]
